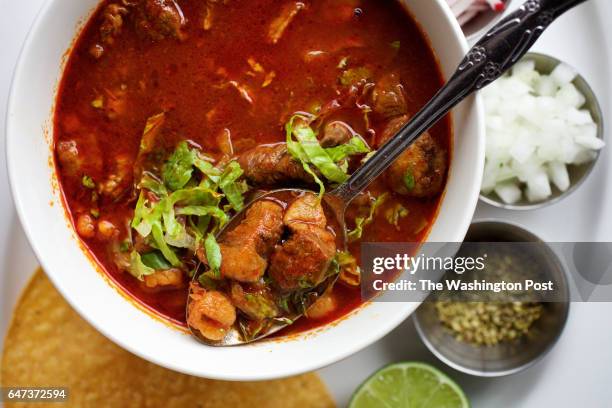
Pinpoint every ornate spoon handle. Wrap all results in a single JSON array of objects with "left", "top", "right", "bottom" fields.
[{"left": 332, "top": 0, "right": 589, "bottom": 203}]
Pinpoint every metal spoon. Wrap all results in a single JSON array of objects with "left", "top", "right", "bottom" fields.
[{"left": 188, "top": 0, "right": 588, "bottom": 346}]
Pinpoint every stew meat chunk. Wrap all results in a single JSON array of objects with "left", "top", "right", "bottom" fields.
[
  {"left": 379, "top": 115, "right": 447, "bottom": 198},
  {"left": 187, "top": 283, "right": 236, "bottom": 341},
  {"left": 217, "top": 200, "right": 284, "bottom": 282},
  {"left": 135, "top": 0, "right": 186, "bottom": 41},
  {"left": 238, "top": 143, "right": 313, "bottom": 186},
  {"left": 269, "top": 194, "right": 336, "bottom": 291},
  {"left": 371, "top": 73, "right": 408, "bottom": 120}
]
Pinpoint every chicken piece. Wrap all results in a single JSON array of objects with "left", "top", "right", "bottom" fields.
[
  {"left": 143, "top": 268, "right": 184, "bottom": 289},
  {"left": 230, "top": 282, "right": 280, "bottom": 321},
  {"left": 267, "top": 2, "right": 305, "bottom": 44},
  {"left": 187, "top": 283, "right": 236, "bottom": 341},
  {"left": 379, "top": 115, "right": 447, "bottom": 198},
  {"left": 237, "top": 143, "right": 312, "bottom": 186},
  {"left": 269, "top": 225, "right": 336, "bottom": 292},
  {"left": 320, "top": 121, "right": 353, "bottom": 148},
  {"left": 371, "top": 73, "right": 408, "bottom": 119},
  {"left": 135, "top": 0, "right": 186, "bottom": 41},
  {"left": 219, "top": 201, "right": 284, "bottom": 282},
  {"left": 269, "top": 194, "right": 336, "bottom": 292}
]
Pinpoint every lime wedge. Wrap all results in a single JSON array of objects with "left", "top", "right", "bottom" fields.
[{"left": 349, "top": 362, "right": 469, "bottom": 408}]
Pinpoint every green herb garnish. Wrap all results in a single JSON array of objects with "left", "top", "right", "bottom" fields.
[{"left": 403, "top": 170, "right": 416, "bottom": 191}]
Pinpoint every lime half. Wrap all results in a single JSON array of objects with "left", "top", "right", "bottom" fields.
[{"left": 349, "top": 362, "right": 470, "bottom": 408}]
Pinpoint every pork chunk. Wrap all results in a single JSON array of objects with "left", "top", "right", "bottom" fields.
[
  {"left": 320, "top": 121, "right": 353, "bottom": 148},
  {"left": 187, "top": 283, "right": 236, "bottom": 341},
  {"left": 237, "top": 143, "right": 312, "bottom": 186},
  {"left": 371, "top": 73, "right": 408, "bottom": 119},
  {"left": 135, "top": 0, "right": 186, "bottom": 41},
  {"left": 379, "top": 115, "right": 447, "bottom": 198},
  {"left": 219, "top": 200, "right": 284, "bottom": 282},
  {"left": 269, "top": 193, "right": 336, "bottom": 291},
  {"left": 269, "top": 225, "right": 336, "bottom": 292},
  {"left": 283, "top": 193, "right": 326, "bottom": 230}
]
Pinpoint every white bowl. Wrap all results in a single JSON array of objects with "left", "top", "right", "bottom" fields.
[{"left": 6, "top": 0, "right": 484, "bottom": 380}]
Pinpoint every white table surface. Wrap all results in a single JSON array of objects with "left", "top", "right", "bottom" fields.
[{"left": 1, "top": 1, "right": 611, "bottom": 407}]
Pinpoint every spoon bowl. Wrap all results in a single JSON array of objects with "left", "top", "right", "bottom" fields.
[{"left": 187, "top": 188, "right": 345, "bottom": 346}]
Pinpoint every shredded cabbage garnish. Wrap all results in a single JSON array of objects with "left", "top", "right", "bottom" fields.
[
  {"left": 285, "top": 113, "right": 371, "bottom": 197},
  {"left": 127, "top": 251, "right": 157, "bottom": 280},
  {"left": 128, "top": 141, "right": 247, "bottom": 278},
  {"left": 204, "top": 233, "right": 222, "bottom": 278},
  {"left": 347, "top": 193, "right": 388, "bottom": 242}
]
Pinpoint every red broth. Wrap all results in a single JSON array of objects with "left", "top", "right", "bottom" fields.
[{"left": 54, "top": 0, "right": 450, "bottom": 332}]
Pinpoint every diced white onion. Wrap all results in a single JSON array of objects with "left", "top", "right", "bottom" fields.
[{"left": 482, "top": 59, "right": 604, "bottom": 203}]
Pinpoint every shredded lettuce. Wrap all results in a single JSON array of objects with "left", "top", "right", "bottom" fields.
[
  {"left": 127, "top": 250, "right": 157, "bottom": 280},
  {"left": 385, "top": 203, "right": 409, "bottom": 230},
  {"left": 151, "top": 221, "right": 182, "bottom": 266},
  {"left": 337, "top": 251, "right": 360, "bottom": 286},
  {"left": 141, "top": 251, "right": 172, "bottom": 270},
  {"left": 348, "top": 193, "right": 388, "bottom": 242},
  {"left": 130, "top": 140, "right": 248, "bottom": 272},
  {"left": 325, "top": 137, "right": 369, "bottom": 162},
  {"left": 218, "top": 161, "right": 245, "bottom": 211},
  {"left": 204, "top": 233, "right": 222, "bottom": 278},
  {"left": 139, "top": 173, "right": 168, "bottom": 196},
  {"left": 193, "top": 154, "right": 222, "bottom": 183},
  {"left": 285, "top": 114, "right": 370, "bottom": 196},
  {"left": 292, "top": 120, "right": 348, "bottom": 183},
  {"left": 176, "top": 205, "right": 227, "bottom": 219},
  {"left": 162, "top": 141, "right": 195, "bottom": 191},
  {"left": 286, "top": 115, "right": 326, "bottom": 195}
]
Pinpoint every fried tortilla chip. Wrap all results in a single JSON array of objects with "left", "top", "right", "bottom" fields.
[{"left": 1, "top": 269, "right": 335, "bottom": 408}]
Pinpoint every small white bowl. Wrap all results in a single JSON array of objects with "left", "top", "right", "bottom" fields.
[{"left": 6, "top": 0, "right": 484, "bottom": 380}]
